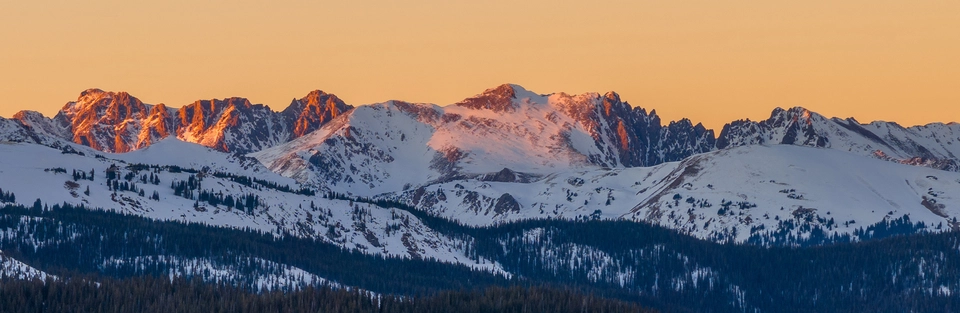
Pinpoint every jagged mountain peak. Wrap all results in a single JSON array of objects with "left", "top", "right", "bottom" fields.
[
  {"left": 666, "top": 118, "right": 695, "bottom": 128},
  {"left": 301, "top": 89, "right": 336, "bottom": 101},
  {"left": 65, "top": 88, "right": 147, "bottom": 113},
  {"left": 79, "top": 87, "right": 107, "bottom": 96},
  {"left": 599, "top": 91, "right": 632, "bottom": 117},
  {"left": 484, "top": 83, "right": 521, "bottom": 96},
  {"left": 456, "top": 84, "right": 520, "bottom": 112},
  {"left": 47, "top": 88, "right": 154, "bottom": 152},
  {"left": 455, "top": 84, "right": 645, "bottom": 121},
  {"left": 288, "top": 89, "right": 344, "bottom": 113},
  {"left": 184, "top": 97, "right": 258, "bottom": 113},
  {"left": 601, "top": 91, "right": 622, "bottom": 106},
  {"left": 174, "top": 97, "right": 289, "bottom": 154},
  {"left": 11, "top": 110, "right": 46, "bottom": 122},
  {"left": 769, "top": 106, "right": 821, "bottom": 122},
  {"left": 282, "top": 90, "right": 354, "bottom": 139},
  {"left": 455, "top": 84, "right": 549, "bottom": 113},
  {"left": 149, "top": 103, "right": 171, "bottom": 114},
  {"left": 771, "top": 106, "right": 811, "bottom": 114},
  {"left": 71, "top": 88, "right": 114, "bottom": 107}
]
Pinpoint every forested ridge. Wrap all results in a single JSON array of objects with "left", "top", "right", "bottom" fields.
[{"left": 1, "top": 201, "right": 959, "bottom": 312}]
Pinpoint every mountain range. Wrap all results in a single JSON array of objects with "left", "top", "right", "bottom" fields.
[
  {"left": 5, "top": 84, "right": 957, "bottom": 170},
  {"left": 1, "top": 84, "right": 959, "bottom": 312}
]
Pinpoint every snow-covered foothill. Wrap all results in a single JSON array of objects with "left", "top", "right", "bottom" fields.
[{"left": 393, "top": 144, "right": 960, "bottom": 243}]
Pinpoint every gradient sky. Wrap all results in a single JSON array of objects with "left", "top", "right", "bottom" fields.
[{"left": 1, "top": 1, "right": 958, "bottom": 130}]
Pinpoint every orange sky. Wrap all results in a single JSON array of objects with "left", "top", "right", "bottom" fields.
[{"left": 1, "top": 1, "right": 958, "bottom": 130}]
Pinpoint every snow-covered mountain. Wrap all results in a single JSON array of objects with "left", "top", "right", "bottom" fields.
[
  {"left": 718, "top": 107, "right": 960, "bottom": 171},
  {"left": 253, "top": 84, "right": 715, "bottom": 196},
  {"left": 2, "top": 84, "right": 960, "bottom": 247},
  {"left": 6, "top": 85, "right": 960, "bottom": 312}
]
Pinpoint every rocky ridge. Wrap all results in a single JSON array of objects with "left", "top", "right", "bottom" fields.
[{"left": 7, "top": 89, "right": 354, "bottom": 153}]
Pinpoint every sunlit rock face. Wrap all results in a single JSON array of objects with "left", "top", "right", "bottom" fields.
[
  {"left": 51, "top": 89, "right": 154, "bottom": 153},
  {"left": 282, "top": 90, "right": 354, "bottom": 139},
  {"left": 12, "top": 88, "right": 352, "bottom": 154},
  {"left": 174, "top": 97, "right": 289, "bottom": 154}
]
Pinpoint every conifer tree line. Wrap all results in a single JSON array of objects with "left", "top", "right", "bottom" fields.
[{"left": 0, "top": 277, "right": 653, "bottom": 313}]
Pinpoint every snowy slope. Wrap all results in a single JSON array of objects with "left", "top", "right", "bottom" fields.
[
  {"left": 0, "top": 250, "right": 55, "bottom": 281},
  {"left": 114, "top": 137, "right": 292, "bottom": 180},
  {"left": 0, "top": 141, "right": 503, "bottom": 274},
  {"left": 390, "top": 144, "right": 960, "bottom": 244}
]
